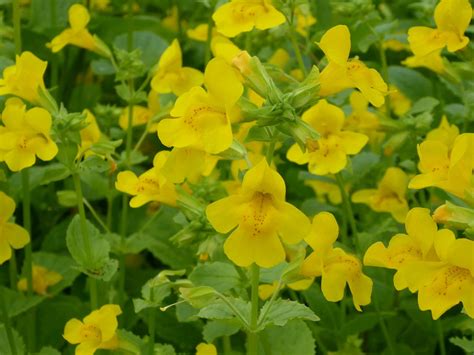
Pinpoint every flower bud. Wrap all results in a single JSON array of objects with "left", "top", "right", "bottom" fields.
[{"left": 232, "top": 51, "right": 282, "bottom": 104}]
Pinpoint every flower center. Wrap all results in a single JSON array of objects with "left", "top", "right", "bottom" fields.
[
  {"left": 243, "top": 192, "right": 275, "bottom": 237},
  {"left": 80, "top": 324, "right": 101, "bottom": 342}
]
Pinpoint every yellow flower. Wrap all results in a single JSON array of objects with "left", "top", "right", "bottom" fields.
[
  {"left": 0, "top": 192, "right": 30, "bottom": 265},
  {"left": 345, "top": 91, "right": 383, "bottom": 143},
  {"left": 382, "top": 39, "right": 409, "bottom": 52},
  {"left": 18, "top": 264, "right": 62, "bottom": 295},
  {"left": 162, "top": 6, "right": 180, "bottom": 32},
  {"left": 408, "top": 0, "right": 472, "bottom": 57},
  {"left": 213, "top": 0, "right": 285, "bottom": 38},
  {"left": 318, "top": 25, "right": 388, "bottom": 107},
  {"left": 287, "top": 99, "right": 368, "bottom": 175},
  {"left": 385, "top": 85, "right": 412, "bottom": 117},
  {"left": 206, "top": 159, "right": 310, "bottom": 268},
  {"left": 305, "top": 179, "right": 342, "bottom": 205},
  {"left": 151, "top": 40, "right": 204, "bottom": 96},
  {"left": 364, "top": 208, "right": 446, "bottom": 291},
  {"left": 79, "top": 109, "right": 101, "bottom": 156},
  {"left": 47, "top": 4, "right": 98, "bottom": 53},
  {"left": 0, "top": 98, "right": 58, "bottom": 172},
  {"left": 63, "top": 304, "right": 122, "bottom": 355},
  {"left": 301, "top": 212, "right": 373, "bottom": 311},
  {"left": 268, "top": 48, "right": 290, "bottom": 69},
  {"left": 403, "top": 229, "right": 474, "bottom": 319},
  {"left": 258, "top": 278, "right": 314, "bottom": 300},
  {"left": 403, "top": 50, "right": 446, "bottom": 74},
  {"left": 187, "top": 24, "right": 217, "bottom": 42},
  {"left": 161, "top": 148, "right": 219, "bottom": 184},
  {"left": 196, "top": 343, "right": 217, "bottom": 355},
  {"left": 91, "top": 0, "right": 110, "bottom": 11},
  {"left": 295, "top": 6, "right": 316, "bottom": 36},
  {"left": 425, "top": 115, "right": 459, "bottom": 150},
  {"left": 211, "top": 36, "right": 242, "bottom": 64},
  {"left": 409, "top": 133, "right": 473, "bottom": 199},
  {"left": 157, "top": 57, "right": 242, "bottom": 155},
  {"left": 0, "top": 51, "right": 47, "bottom": 105},
  {"left": 116, "top": 151, "right": 177, "bottom": 208},
  {"left": 118, "top": 90, "right": 160, "bottom": 130},
  {"left": 352, "top": 167, "right": 409, "bottom": 223}
]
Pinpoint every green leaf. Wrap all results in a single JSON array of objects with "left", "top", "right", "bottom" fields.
[
  {"left": 154, "top": 343, "right": 177, "bottom": 355},
  {"left": 114, "top": 31, "right": 168, "bottom": 69},
  {"left": 203, "top": 319, "right": 241, "bottom": 343},
  {"left": 34, "top": 295, "right": 88, "bottom": 349},
  {"left": 34, "top": 347, "right": 61, "bottom": 355},
  {"left": 79, "top": 155, "right": 111, "bottom": 173},
  {"left": 258, "top": 320, "right": 315, "bottom": 355},
  {"left": 57, "top": 190, "right": 78, "bottom": 207},
  {"left": 133, "top": 270, "right": 186, "bottom": 312},
  {"left": 198, "top": 297, "right": 250, "bottom": 322},
  {"left": 0, "top": 286, "right": 44, "bottom": 318},
  {"left": 340, "top": 313, "right": 380, "bottom": 337},
  {"left": 258, "top": 299, "right": 319, "bottom": 328},
  {"left": 180, "top": 286, "right": 218, "bottom": 309},
  {"left": 450, "top": 337, "right": 474, "bottom": 352},
  {"left": 66, "top": 215, "right": 118, "bottom": 280},
  {"left": 189, "top": 262, "right": 241, "bottom": 293},
  {"left": 0, "top": 324, "right": 25, "bottom": 355},
  {"left": 408, "top": 97, "right": 439, "bottom": 115},
  {"left": 388, "top": 66, "right": 433, "bottom": 100}
]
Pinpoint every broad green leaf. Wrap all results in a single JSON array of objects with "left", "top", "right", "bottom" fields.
[
  {"left": 388, "top": 66, "right": 433, "bottom": 100},
  {"left": 198, "top": 297, "right": 250, "bottom": 322},
  {"left": 408, "top": 97, "right": 439, "bottom": 115},
  {"left": 0, "top": 324, "right": 25, "bottom": 355},
  {"left": 34, "top": 347, "right": 61, "bottom": 355},
  {"left": 0, "top": 286, "right": 43, "bottom": 318},
  {"left": 189, "top": 262, "right": 241, "bottom": 293},
  {"left": 180, "top": 286, "right": 217, "bottom": 309},
  {"left": 258, "top": 299, "right": 319, "bottom": 328},
  {"left": 34, "top": 295, "right": 88, "bottom": 349},
  {"left": 203, "top": 319, "right": 241, "bottom": 343},
  {"left": 66, "top": 215, "right": 118, "bottom": 280},
  {"left": 258, "top": 320, "right": 315, "bottom": 355},
  {"left": 79, "top": 155, "right": 111, "bottom": 173}
]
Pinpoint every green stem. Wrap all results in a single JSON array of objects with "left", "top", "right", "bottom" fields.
[
  {"left": 12, "top": 0, "right": 21, "bottom": 54},
  {"left": 223, "top": 336, "right": 232, "bottom": 355},
  {"left": 257, "top": 280, "right": 282, "bottom": 328},
  {"left": 132, "top": 109, "right": 170, "bottom": 155},
  {"left": 285, "top": 8, "right": 307, "bottom": 76},
  {"left": 247, "top": 263, "right": 260, "bottom": 355},
  {"left": 288, "top": 27, "right": 306, "bottom": 76},
  {"left": 0, "top": 289, "right": 17, "bottom": 355},
  {"left": 83, "top": 198, "right": 110, "bottom": 233},
  {"left": 106, "top": 175, "right": 114, "bottom": 231},
  {"left": 148, "top": 288, "right": 155, "bottom": 355},
  {"left": 21, "top": 169, "right": 35, "bottom": 352},
  {"left": 118, "top": 0, "right": 136, "bottom": 307},
  {"left": 8, "top": 252, "right": 17, "bottom": 290},
  {"left": 139, "top": 207, "right": 163, "bottom": 233},
  {"left": 215, "top": 293, "right": 250, "bottom": 329},
  {"left": 437, "top": 320, "right": 446, "bottom": 355},
  {"left": 72, "top": 173, "right": 99, "bottom": 309},
  {"left": 379, "top": 44, "right": 391, "bottom": 117},
  {"left": 335, "top": 173, "right": 360, "bottom": 252},
  {"left": 265, "top": 130, "right": 277, "bottom": 165},
  {"left": 374, "top": 300, "right": 395, "bottom": 355}
]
